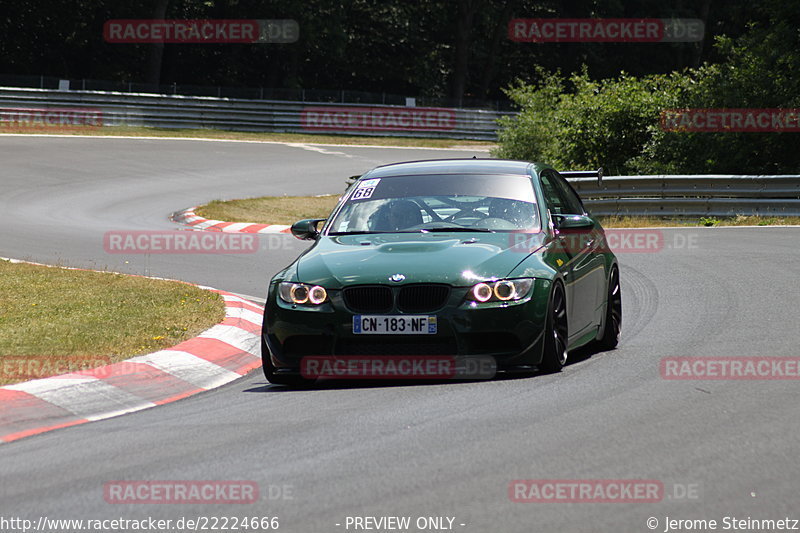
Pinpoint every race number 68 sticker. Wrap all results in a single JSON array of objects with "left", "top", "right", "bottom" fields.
[{"left": 351, "top": 178, "right": 380, "bottom": 200}]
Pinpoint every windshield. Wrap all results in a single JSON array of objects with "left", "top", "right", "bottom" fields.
[{"left": 328, "top": 174, "right": 539, "bottom": 234}]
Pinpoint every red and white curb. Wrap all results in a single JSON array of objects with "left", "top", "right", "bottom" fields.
[
  {"left": 171, "top": 206, "right": 291, "bottom": 234},
  {"left": 0, "top": 269, "right": 264, "bottom": 444}
]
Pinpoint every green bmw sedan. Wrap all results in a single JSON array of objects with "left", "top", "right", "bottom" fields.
[{"left": 262, "top": 159, "right": 621, "bottom": 385}]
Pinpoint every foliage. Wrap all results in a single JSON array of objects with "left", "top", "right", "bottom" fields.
[
  {"left": 495, "top": 68, "right": 689, "bottom": 174},
  {"left": 495, "top": 0, "right": 800, "bottom": 174},
  {"left": 0, "top": 0, "right": 755, "bottom": 102}
]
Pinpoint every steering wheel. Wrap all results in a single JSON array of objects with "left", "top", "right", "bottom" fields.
[
  {"left": 443, "top": 208, "right": 487, "bottom": 223},
  {"left": 472, "top": 217, "right": 517, "bottom": 230}
]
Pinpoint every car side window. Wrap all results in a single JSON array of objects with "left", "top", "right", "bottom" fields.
[
  {"left": 539, "top": 171, "right": 565, "bottom": 214},
  {"left": 541, "top": 171, "right": 584, "bottom": 215},
  {"left": 553, "top": 172, "right": 586, "bottom": 215}
]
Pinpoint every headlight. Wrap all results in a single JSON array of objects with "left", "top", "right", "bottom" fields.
[
  {"left": 471, "top": 282, "right": 493, "bottom": 302},
  {"left": 308, "top": 285, "right": 328, "bottom": 304},
  {"left": 279, "top": 282, "right": 328, "bottom": 305},
  {"left": 494, "top": 280, "right": 516, "bottom": 300},
  {"left": 466, "top": 278, "right": 533, "bottom": 303}
]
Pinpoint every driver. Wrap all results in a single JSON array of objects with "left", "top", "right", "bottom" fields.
[{"left": 369, "top": 199, "right": 423, "bottom": 231}]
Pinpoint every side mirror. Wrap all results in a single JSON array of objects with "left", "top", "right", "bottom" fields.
[
  {"left": 553, "top": 214, "right": 595, "bottom": 230},
  {"left": 291, "top": 219, "right": 325, "bottom": 240}
]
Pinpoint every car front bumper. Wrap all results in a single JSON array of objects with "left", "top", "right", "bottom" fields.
[{"left": 263, "top": 279, "right": 553, "bottom": 371}]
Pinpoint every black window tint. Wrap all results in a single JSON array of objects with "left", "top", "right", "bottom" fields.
[
  {"left": 539, "top": 171, "right": 565, "bottom": 214},
  {"left": 541, "top": 171, "right": 584, "bottom": 215}
]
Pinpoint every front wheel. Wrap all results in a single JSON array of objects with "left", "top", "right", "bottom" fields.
[
  {"left": 539, "top": 283, "right": 568, "bottom": 373},
  {"left": 596, "top": 267, "right": 622, "bottom": 350}
]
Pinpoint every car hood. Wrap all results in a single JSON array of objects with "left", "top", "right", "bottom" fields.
[{"left": 293, "top": 232, "right": 546, "bottom": 287}]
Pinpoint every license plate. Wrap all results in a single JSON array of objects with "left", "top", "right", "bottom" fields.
[{"left": 353, "top": 315, "right": 437, "bottom": 334}]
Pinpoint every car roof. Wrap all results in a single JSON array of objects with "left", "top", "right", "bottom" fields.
[{"left": 364, "top": 159, "right": 544, "bottom": 178}]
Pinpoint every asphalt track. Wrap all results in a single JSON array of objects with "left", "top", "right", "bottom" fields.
[{"left": 1, "top": 135, "right": 799, "bottom": 532}]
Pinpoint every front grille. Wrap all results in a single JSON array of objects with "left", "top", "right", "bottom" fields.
[
  {"left": 342, "top": 285, "right": 393, "bottom": 313},
  {"left": 397, "top": 284, "right": 450, "bottom": 313},
  {"left": 335, "top": 337, "right": 458, "bottom": 356},
  {"left": 343, "top": 284, "right": 452, "bottom": 313}
]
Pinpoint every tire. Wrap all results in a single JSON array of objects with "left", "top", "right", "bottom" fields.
[
  {"left": 539, "top": 282, "right": 569, "bottom": 373},
  {"left": 261, "top": 335, "right": 313, "bottom": 386},
  {"left": 596, "top": 266, "right": 622, "bottom": 350}
]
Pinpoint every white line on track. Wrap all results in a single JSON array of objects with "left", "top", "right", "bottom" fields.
[
  {"left": 285, "top": 143, "right": 354, "bottom": 157},
  {"left": 228, "top": 292, "right": 267, "bottom": 304},
  {"left": 0, "top": 133, "right": 493, "bottom": 151}
]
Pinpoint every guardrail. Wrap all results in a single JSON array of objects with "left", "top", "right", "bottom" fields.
[
  {"left": 2, "top": 89, "right": 795, "bottom": 216},
  {"left": 0, "top": 73, "right": 512, "bottom": 110},
  {"left": 568, "top": 175, "right": 800, "bottom": 217},
  {"left": 0, "top": 87, "right": 507, "bottom": 141}
]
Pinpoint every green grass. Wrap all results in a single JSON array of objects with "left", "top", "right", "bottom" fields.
[
  {"left": 0, "top": 260, "right": 225, "bottom": 385},
  {"left": 197, "top": 196, "right": 800, "bottom": 228},
  {"left": 1, "top": 125, "right": 495, "bottom": 150},
  {"left": 597, "top": 215, "right": 800, "bottom": 228},
  {"left": 197, "top": 195, "right": 342, "bottom": 225}
]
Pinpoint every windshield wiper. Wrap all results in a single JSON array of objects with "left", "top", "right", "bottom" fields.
[
  {"left": 328, "top": 231, "right": 385, "bottom": 235},
  {"left": 329, "top": 230, "right": 445, "bottom": 235},
  {"left": 421, "top": 227, "right": 494, "bottom": 233},
  {"left": 329, "top": 228, "right": 494, "bottom": 235}
]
